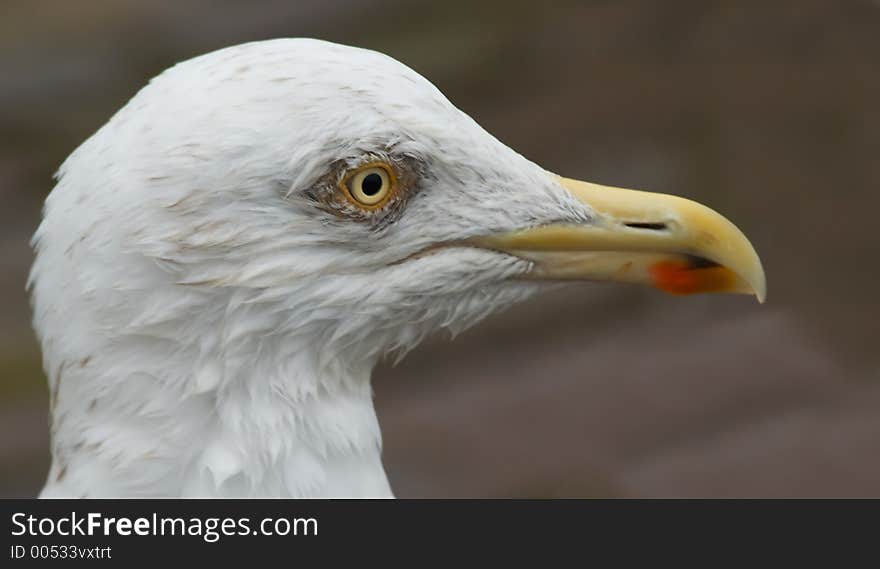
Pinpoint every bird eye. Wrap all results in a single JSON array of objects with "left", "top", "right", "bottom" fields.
[{"left": 344, "top": 164, "right": 395, "bottom": 208}]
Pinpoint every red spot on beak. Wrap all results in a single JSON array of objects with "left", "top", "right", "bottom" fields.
[{"left": 649, "top": 260, "right": 735, "bottom": 296}]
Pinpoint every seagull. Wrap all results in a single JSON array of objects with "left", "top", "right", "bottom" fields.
[{"left": 30, "top": 38, "right": 765, "bottom": 498}]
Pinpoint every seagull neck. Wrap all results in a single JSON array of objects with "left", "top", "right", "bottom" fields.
[{"left": 195, "top": 354, "right": 393, "bottom": 498}]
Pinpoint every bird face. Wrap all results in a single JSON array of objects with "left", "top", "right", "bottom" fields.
[
  {"left": 38, "top": 39, "right": 763, "bottom": 370},
  {"left": 180, "top": 39, "right": 763, "bottom": 361}
]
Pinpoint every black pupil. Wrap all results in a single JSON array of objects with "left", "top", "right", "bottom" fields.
[{"left": 361, "top": 173, "right": 383, "bottom": 196}]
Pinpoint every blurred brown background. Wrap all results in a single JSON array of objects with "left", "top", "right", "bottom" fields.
[{"left": 2, "top": 0, "right": 878, "bottom": 497}]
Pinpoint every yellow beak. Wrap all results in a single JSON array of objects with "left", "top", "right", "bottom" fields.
[{"left": 473, "top": 176, "right": 766, "bottom": 302}]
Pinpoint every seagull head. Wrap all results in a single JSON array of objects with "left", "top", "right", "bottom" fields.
[{"left": 31, "top": 39, "right": 765, "bottom": 497}]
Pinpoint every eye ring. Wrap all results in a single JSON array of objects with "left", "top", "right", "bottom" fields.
[{"left": 342, "top": 163, "right": 396, "bottom": 208}]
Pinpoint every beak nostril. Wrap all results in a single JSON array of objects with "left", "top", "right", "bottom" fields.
[{"left": 624, "top": 222, "right": 668, "bottom": 231}]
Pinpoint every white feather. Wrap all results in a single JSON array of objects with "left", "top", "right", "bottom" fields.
[{"left": 30, "top": 39, "right": 590, "bottom": 497}]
